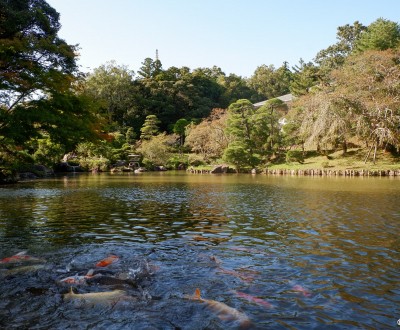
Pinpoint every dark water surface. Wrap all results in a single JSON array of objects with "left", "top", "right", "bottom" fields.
[{"left": 0, "top": 172, "right": 399, "bottom": 329}]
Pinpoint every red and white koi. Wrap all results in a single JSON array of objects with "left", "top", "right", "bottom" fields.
[
  {"left": 59, "top": 269, "right": 94, "bottom": 285},
  {"left": 0, "top": 251, "right": 45, "bottom": 264},
  {"left": 217, "top": 267, "right": 254, "bottom": 283},
  {"left": 235, "top": 291, "right": 274, "bottom": 309}
]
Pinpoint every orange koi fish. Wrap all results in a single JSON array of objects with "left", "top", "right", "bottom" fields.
[
  {"left": 235, "top": 291, "right": 274, "bottom": 309},
  {"left": 187, "top": 288, "right": 252, "bottom": 329},
  {"left": 292, "top": 284, "right": 312, "bottom": 297},
  {"left": 0, "top": 251, "right": 45, "bottom": 264},
  {"left": 59, "top": 269, "right": 94, "bottom": 284},
  {"left": 95, "top": 255, "right": 119, "bottom": 267}
]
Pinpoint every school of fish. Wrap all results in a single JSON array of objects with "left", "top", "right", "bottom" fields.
[{"left": 1, "top": 249, "right": 313, "bottom": 328}]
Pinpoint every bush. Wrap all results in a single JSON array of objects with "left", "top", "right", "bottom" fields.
[
  {"left": 167, "top": 154, "right": 189, "bottom": 169},
  {"left": 286, "top": 150, "right": 304, "bottom": 164},
  {"left": 187, "top": 154, "right": 205, "bottom": 166},
  {"left": 79, "top": 157, "right": 110, "bottom": 171}
]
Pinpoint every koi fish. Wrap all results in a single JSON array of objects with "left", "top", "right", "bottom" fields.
[
  {"left": 59, "top": 269, "right": 94, "bottom": 285},
  {"left": 292, "top": 284, "right": 312, "bottom": 297},
  {"left": 192, "top": 235, "right": 208, "bottom": 241},
  {"left": 95, "top": 255, "right": 119, "bottom": 267},
  {"left": 63, "top": 287, "right": 127, "bottom": 306},
  {"left": 0, "top": 251, "right": 45, "bottom": 264},
  {"left": 209, "top": 255, "right": 223, "bottom": 265},
  {"left": 4, "top": 264, "right": 47, "bottom": 276},
  {"left": 217, "top": 267, "right": 254, "bottom": 283},
  {"left": 235, "top": 291, "right": 274, "bottom": 309},
  {"left": 86, "top": 274, "right": 137, "bottom": 287},
  {"left": 187, "top": 288, "right": 252, "bottom": 329}
]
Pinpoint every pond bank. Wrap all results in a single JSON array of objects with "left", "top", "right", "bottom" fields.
[{"left": 265, "top": 168, "right": 400, "bottom": 177}]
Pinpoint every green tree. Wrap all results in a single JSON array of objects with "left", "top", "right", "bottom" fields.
[
  {"left": 355, "top": 18, "right": 400, "bottom": 52},
  {"left": 223, "top": 141, "right": 259, "bottom": 170},
  {"left": 140, "top": 115, "right": 160, "bottom": 140},
  {"left": 224, "top": 99, "right": 260, "bottom": 168},
  {"left": 248, "top": 62, "right": 292, "bottom": 99},
  {"left": 253, "top": 99, "right": 284, "bottom": 158},
  {"left": 137, "top": 133, "right": 174, "bottom": 167},
  {"left": 173, "top": 118, "right": 190, "bottom": 147},
  {"left": 315, "top": 21, "right": 366, "bottom": 76},
  {"left": 290, "top": 59, "right": 320, "bottom": 96},
  {"left": 0, "top": 0, "right": 78, "bottom": 110},
  {"left": 217, "top": 73, "right": 259, "bottom": 106},
  {"left": 84, "top": 61, "right": 136, "bottom": 129},
  {"left": 137, "top": 57, "right": 163, "bottom": 79},
  {"left": 226, "top": 99, "right": 255, "bottom": 152},
  {"left": 0, "top": 0, "right": 97, "bottom": 163}
]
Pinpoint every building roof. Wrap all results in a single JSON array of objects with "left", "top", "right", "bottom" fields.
[{"left": 253, "top": 93, "right": 294, "bottom": 108}]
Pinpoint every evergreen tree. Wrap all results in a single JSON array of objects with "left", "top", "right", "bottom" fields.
[
  {"left": 140, "top": 115, "right": 160, "bottom": 140},
  {"left": 355, "top": 18, "right": 400, "bottom": 52}
]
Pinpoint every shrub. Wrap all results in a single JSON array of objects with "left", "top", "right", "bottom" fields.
[
  {"left": 321, "top": 161, "right": 330, "bottom": 168},
  {"left": 187, "top": 154, "right": 205, "bottom": 166},
  {"left": 286, "top": 150, "right": 304, "bottom": 164}
]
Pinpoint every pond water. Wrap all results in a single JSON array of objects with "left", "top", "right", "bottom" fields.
[{"left": 0, "top": 172, "right": 399, "bottom": 329}]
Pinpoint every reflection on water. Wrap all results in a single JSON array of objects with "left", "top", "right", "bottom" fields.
[{"left": 0, "top": 172, "right": 399, "bottom": 329}]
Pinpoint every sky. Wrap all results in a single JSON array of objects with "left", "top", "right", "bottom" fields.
[{"left": 47, "top": 0, "right": 400, "bottom": 78}]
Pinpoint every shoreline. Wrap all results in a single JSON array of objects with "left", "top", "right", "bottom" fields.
[
  {"left": 187, "top": 167, "right": 400, "bottom": 177},
  {"left": 265, "top": 168, "right": 400, "bottom": 177}
]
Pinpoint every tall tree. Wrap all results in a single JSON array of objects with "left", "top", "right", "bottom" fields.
[
  {"left": 248, "top": 62, "right": 292, "bottom": 100},
  {"left": 185, "top": 108, "right": 229, "bottom": 162},
  {"left": 333, "top": 49, "right": 400, "bottom": 160},
  {"left": 297, "top": 49, "right": 400, "bottom": 160},
  {"left": 137, "top": 57, "right": 163, "bottom": 79},
  {"left": 84, "top": 61, "right": 136, "bottom": 129},
  {"left": 173, "top": 118, "right": 190, "bottom": 147},
  {"left": 140, "top": 114, "right": 160, "bottom": 140},
  {"left": 223, "top": 99, "right": 260, "bottom": 168},
  {"left": 252, "top": 99, "right": 284, "bottom": 158},
  {"left": 354, "top": 18, "right": 400, "bottom": 52},
  {"left": 314, "top": 21, "right": 366, "bottom": 75},
  {"left": 217, "top": 73, "right": 260, "bottom": 106},
  {"left": 290, "top": 59, "right": 320, "bottom": 96},
  {"left": 0, "top": 0, "right": 78, "bottom": 111},
  {"left": 0, "top": 0, "right": 97, "bottom": 158}
]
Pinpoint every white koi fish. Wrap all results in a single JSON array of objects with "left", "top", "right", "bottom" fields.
[
  {"left": 187, "top": 288, "right": 252, "bottom": 329},
  {"left": 4, "top": 264, "right": 47, "bottom": 276},
  {"left": 63, "top": 287, "right": 127, "bottom": 306}
]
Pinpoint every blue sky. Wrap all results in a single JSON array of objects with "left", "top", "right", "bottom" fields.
[{"left": 47, "top": 0, "right": 400, "bottom": 77}]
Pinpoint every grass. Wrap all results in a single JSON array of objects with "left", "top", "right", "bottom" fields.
[
  {"left": 186, "top": 148, "right": 400, "bottom": 173},
  {"left": 267, "top": 148, "right": 400, "bottom": 171}
]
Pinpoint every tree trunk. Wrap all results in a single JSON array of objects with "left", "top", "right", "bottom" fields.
[
  {"left": 373, "top": 142, "right": 378, "bottom": 164},
  {"left": 342, "top": 140, "right": 347, "bottom": 155},
  {"left": 364, "top": 144, "right": 374, "bottom": 163}
]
